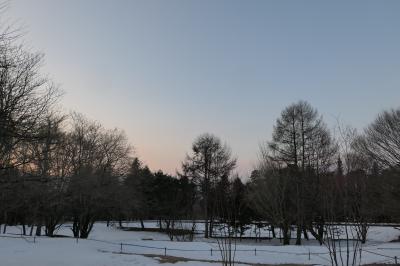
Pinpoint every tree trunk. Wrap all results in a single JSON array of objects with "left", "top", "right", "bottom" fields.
[
  {"left": 29, "top": 224, "right": 34, "bottom": 236},
  {"left": 271, "top": 225, "right": 276, "bottom": 238},
  {"left": 308, "top": 225, "right": 323, "bottom": 245},
  {"left": 282, "top": 224, "right": 290, "bottom": 245},
  {"left": 22, "top": 224, "right": 26, "bottom": 235},
  {"left": 295, "top": 225, "right": 302, "bottom": 245},
  {"left": 204, "top": 219, "right": 209, "bottom": 238},
  {"left": 318, "top": 222, "right": 324, "bottom": 244},
  {"left": 72, "top": 218, "right": 79, "bottom": 238},
  {"left": 35, "top": 223, "right": 42, "bottom": 236},
  {"left": 303, "top": 227, "right": 309, "bottom": 240},
  {"left": 158, "top": 219, "right": 163, "bottom": 230},
  {"left": 209, "top": 219, "right": 214, "bottom": 237},
  {"left": 361, "top": 224, "right": 368, "bottom": 244},
  {"left": 140, "top": 219, "right": 145, "bottom": 229},
  {"left": 3, "top": 212, "right": 7, "bottom": 233},
  {"left": 79, "top": 219, "right": 95, "bottom": 239}
]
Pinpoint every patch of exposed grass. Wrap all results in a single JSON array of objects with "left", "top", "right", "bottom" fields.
[{"left": 102, "top": 249, "right": 312, "bottom": 265}]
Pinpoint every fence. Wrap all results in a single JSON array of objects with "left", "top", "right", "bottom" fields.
[{"left": 1, "top": 233, "right": 399, "bottom": 265}]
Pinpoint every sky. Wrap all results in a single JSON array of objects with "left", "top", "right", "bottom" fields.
[{"left": 6, "top": 0, "right": 400, "bottom": 177}]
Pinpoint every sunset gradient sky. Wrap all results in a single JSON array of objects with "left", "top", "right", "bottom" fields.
[{"left": 8, "top": 0, "right": 400, "bottom": 176}]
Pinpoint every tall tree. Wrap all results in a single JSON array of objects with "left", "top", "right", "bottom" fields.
[
  {"left": 0, "top": 15, "right": 60, "bottom": 231},
  {"left": 66, "top": 113, "right": 131, "bottom": 238},
  {"left": 269, "top": 100, "right": 336, "bottom": 172},
  {"left": 354, "top": 107, "right": 400, "bottom": 222},
  {"left": 248, "top": 154, "right": 296, "bottom": 245},
  {"left": 124, "top": 158, "right": 154, "bottom": 228},
  {"left": 181, "top": 133, "right": 236, "bottom": 238},
  {"left": 267, "top": 101, "right": 336, "bottom": 244}
]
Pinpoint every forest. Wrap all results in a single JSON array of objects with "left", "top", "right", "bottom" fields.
[{"left": 1, "top": 5, "right": 400, "bottom": 253}]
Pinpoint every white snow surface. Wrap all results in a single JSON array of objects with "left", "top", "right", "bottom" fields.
[{"left": 1, "top": 222, "right": 399, "bottom": 266}]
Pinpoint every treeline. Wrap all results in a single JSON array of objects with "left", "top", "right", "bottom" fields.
[
  {"left": 248, "top": 102, "right": 400, "bottom": 245},
  {"left": 177, "top": 103, "right": 400, "bottom": 246},
  {"left": 1, "top": 12, "right": 400, "bottom": 244}
]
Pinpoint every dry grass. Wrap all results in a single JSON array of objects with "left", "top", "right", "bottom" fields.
[{"left": 103, "top": 249, "right": 312, "bottom": 265}]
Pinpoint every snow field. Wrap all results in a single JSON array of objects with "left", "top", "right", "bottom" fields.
[{"left": 0, "top": 222, "right": 399, "bottom": 265}]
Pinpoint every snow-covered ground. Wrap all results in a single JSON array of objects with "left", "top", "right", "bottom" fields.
[{"left": 1, "top": 222, "right": 399, "bottom": 265}]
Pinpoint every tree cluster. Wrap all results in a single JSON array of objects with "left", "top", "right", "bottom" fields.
[
  {"left": 248, "top": 101, "right": 400, "bottom": 248},
  {"left": 1, "top": 12, "right": 400, "bottom": 247}
]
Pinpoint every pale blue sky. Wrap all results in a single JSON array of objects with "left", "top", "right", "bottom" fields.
[{"left": 8, "top": 0, "right": 400, "bottom": 176}]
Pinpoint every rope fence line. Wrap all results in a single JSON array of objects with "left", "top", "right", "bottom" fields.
[
  {"left": 377, "top": 247, "right": 400, "bottom": 250},
  {"left": 0, "top": 234, "right": 36, "bottom": 243},
  {"left": 314, "top": 253, "right": 332, "bottom": 263},
  {"left": 81, "top": 235, "right": 400, "bottom": 264},
  {"left": 85, "top": 237, "right": 329, "bottom": 255},
  {"left": 363, "top": 249, "right": 397, "bottom": 259},
  {"left": 1, "top": 233, "right": 398, "bottom": 264}
]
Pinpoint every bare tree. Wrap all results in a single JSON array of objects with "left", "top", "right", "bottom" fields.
[
  {"left": 249, "top": 149, "right": 295, "bottom": 245},
  {"left": 213, "top": 176, "right": 238, "bottom": 266},
  {"left": 0, "top": 11, "right": 61, "bottom": 232},
  {"left": 66, "top": 113, "right": 132, "bottom": 238},
  {"left": 29, "top": 114, "right": 67, "bottom": 236},
  {"left": 181, "top": 133, "right": 236, "bottom": 238},
  {"left": 322, "top": 172, "right": 365, "bottom": 266},
  {"left": 354, "top": 108, "right": 400, "bottom": 168},
  {"left": 267, "top": 101, "right": 337, "bottom": 245},
  {"left": 0, "top": 36, "right": 60, "bottom": 172}
]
